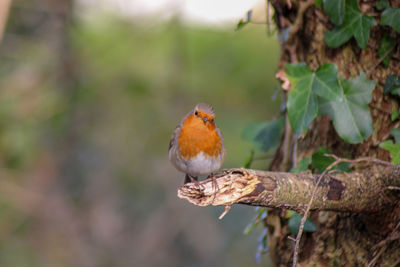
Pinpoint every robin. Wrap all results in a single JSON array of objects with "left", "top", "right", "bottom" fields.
[{"left": 169, "top": 103, "right": 225, "bottom": 184}]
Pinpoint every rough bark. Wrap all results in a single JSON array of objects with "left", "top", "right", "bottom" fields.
[
  {"left": 265, "top": 0, "right": 400, "bottom": 266},
  {"left": 178, "top": 165, "right": 400, "bottom": 213}
]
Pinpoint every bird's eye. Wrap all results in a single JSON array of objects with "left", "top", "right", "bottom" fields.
[
  {"left": 195, "top": 111, "right": 198, "bottom": 116},
  {"left": 211, "top": 119, "right": 214, "bottom": 123}
]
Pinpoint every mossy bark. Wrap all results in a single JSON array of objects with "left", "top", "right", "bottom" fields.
[
  {"left": 178, "top": 166, "right": 400, "bottom": 213},
  {"left": 268, "top": 0, "right": 400, "bottom": 266}
]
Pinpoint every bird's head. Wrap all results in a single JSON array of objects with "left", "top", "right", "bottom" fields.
[{"left": 193, "top": 103, "right": 215, "bottom": 125}]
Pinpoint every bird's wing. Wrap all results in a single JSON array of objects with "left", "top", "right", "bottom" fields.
[{"left": 168, "top": 124, "right": 181, "bottom": 151}]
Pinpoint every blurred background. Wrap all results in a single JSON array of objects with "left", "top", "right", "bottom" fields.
[{"left": 0, "top": 0, "right": 281, "bottom": 266}]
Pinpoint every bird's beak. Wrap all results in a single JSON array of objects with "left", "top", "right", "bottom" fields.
[{"left": 202, "top": 117, "right": 208, "bottom": 123}]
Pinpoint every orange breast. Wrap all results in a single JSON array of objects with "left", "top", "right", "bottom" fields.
[{"left": 177, "top": 114, "right": 222, "bottom": 158}]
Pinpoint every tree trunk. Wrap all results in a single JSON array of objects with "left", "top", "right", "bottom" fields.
[{"left": 268, "top": 0, "right": 400, "bottom": 266}]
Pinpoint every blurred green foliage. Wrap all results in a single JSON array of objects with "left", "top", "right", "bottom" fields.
[
  {"left": 287, "top": 210, "right": 317, "bottom": 235},
  {"left": 242, "top": 117, "right": 284, "bottom": 153},
  {"left": 0, "top": 6, "right": 280, "bottom": 266},
  {"left": 311, "top": 147, "right": 350, "bottom": 173}
]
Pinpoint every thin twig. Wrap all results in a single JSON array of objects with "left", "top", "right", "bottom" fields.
[
  {"left": 367, "top": 246, "right": 387, "bottom": 267},
  {"left": 368, "top": 222, "right": 400, "bottom": 267},
  {"left": 324, "top": 154, "right": 391, "bottom": 166},
  {"left": 371, "top": 222, "right": 400, "bottom": 250},
  {"left": 386, "top": 186, "right": 400, "bottom": 191},
  {"left": 287, "top": 0, "right": 292, "bottom": 9},
  {"left": 291, "top": 155, "right": 391, "bottom": 267},
  {"left": 291, "top": 158, "right": 338, "bottom": 266},
  {"left": 366, "top": 44, "right": 396, "bottom": 75},
  {"left": 287, "top": 0, "right": 315, "bottom": 44},
  {"left": 219, "top": 205, "right": 231, "bottom": 219}
]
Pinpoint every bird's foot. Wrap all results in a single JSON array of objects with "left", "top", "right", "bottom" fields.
[
  {"left": 183, "top": 174, "right": 204, "bottom": 191},
  {"left": 208, "top": 173, "right": 219, "bottom": 204}
]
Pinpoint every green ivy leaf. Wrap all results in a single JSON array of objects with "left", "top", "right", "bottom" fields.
[
  {"left": 287, "top": 63, "right": 342, "bottom": 101},
  {"left": 244, "top": 207, "right": 267, "bottom": 235},
  {"left": 290, "top": 157, "right": 311, "bottom": 173},
  {"left": 384, "top": 75, "right": 400, "bottom": 96},
  {"left": 392, "top": 89, "right": 400, "bottom": 96},
  {"left": 255, "top": 228, "right": 268, "bottom": 264},
  {"left": 325, "top": 0, "right": 377, "bottom": 49},
  {"left": 313, "top": 64, "right": 343, "bottom": 100},
  {"left": 319, "top": 72, "right": 375, "bottom": 144},
  {"left": 236, "top": 10, "right": 252, "bottom": 31},
  {"left": 288, "top": 211, "right": 318, "bottom": 235},
  {"left": 376, "top": 0, "right": 390, "bottom": 10},
  {"left": 242, "top": 150, "right": 254, "bottom": 168},
  {"left": 390, "top": 128, "right": 400, "bottom": 144},
  {"left": 242, "top": 117, "right": 285, "bottom": 152},
  {"left": 312, "top": 147, "right": 332, "bottom": 172},
  {"left": 286, "top": 63, "right": 342, "bottom": 136},
  {"left": 287, "top": 86, "right": 317, "bottom": 136},
  {"left": 392, "top": 109, "right": 400, "bottom": 121},
  {"left": 378, "top": 34, "right": 395, "bottom": 67},
  {"left": 379, "top": 140, "right": 400, "bottom": 164},
  {"left": 311, "top": 147, "right": 350, "bottom": 173},
  {"left": 314, "top": 0, "right": 322, "bottom": 9},
  {"left": 381, "top": 7, "right": 400, "bottom": 33},
  {"left": 323, "top": 0, "right": 345, "bottom": 25},
  {"left": 236, "top": 19, "right": 249, "bottom": 31}
]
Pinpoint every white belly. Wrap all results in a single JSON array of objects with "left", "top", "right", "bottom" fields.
[{"left": 170, "top": 150, "right": 223, "bottom": 177}]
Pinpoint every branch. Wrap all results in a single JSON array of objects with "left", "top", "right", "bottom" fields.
[{"left": 177, "top": 165, "right": 400, "bottom": 213}]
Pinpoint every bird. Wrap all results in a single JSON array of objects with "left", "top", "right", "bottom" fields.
[{"left": 169, "top": 103, "right": 225, "bottom": 184}]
